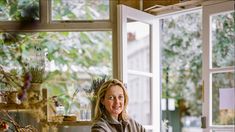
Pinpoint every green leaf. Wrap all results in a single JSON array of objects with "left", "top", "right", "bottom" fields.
[
  {"left": 54, "top": 0, "right": 62, "bottom": 5},
  {"left": 46, "top": 53, "right": 54, "bottom": 61},
  {"left": 61, "top": 32, "right": 69, "bottom": 36},
  {"left": 9, "top": 4, "right": 17, "bottom": 16},
  {"left": 68, "top": 48, "right": 78, "bottom": 58},
  {"left": 0, "top": 0, "right": 7, "bottom": 6}
]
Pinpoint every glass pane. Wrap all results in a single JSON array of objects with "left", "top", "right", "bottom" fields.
[
  {"left": 127, "top": 75, "right": 151, "bottom": 125},
  {"left": 127, "top": 19, "right": 150, "bottom": 72},
  {"left": 0, "top": 31, "right": 112, "bottom": 121},
  {"left": 212, "top": 72, "right": 235, "bottom": 125},
  {"left": 211, "top": 11, "right": 235, "bottom": 68},
  {"left": 51, "top": 0, "right": 109, "bottom": 21},
  {"left": 4, "top": 112, "right": 40, "bottom": 131},
  {"left": 0, "top": 0, "right": 39, "bottom": 21},
  {"left": 160, "top": 11, "right": 203, "bottom": 132}
]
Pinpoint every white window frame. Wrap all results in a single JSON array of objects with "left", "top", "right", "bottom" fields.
[
  {"left": 1, "top": 0, "right": 234, "bottom": 131},
  {"left": 0, "top": 0, "right": 115, "bottom": 31},
  {"left": 117, "top": 4, "right": 160, "bottom": 132},
  {"left": 155, "top": 7, "right": 202, "bottom": 132},
  {"left": 153, "top": 1, "right": 234, "bottom": 131},
  {"left": 202, "top": 0, "right": 235, "bottom": 132},
  {"left": 0, "top": 0, "right": 118, "bottom": 76},
  {"left": 0, "top": 0, "right": 118, "bottom": 127}
]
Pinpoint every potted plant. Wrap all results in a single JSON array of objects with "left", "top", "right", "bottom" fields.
[
  {"left": 87, "top": 75, "right": 109, "bottom": 119},
  {"left": 26, "top": 66, "right": 45, "bottom": 102},
  {"left": 29, "top": 67, "right": 45, "bottom": 84}
]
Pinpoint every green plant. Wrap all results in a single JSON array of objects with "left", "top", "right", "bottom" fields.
[
  {"left": 28, "top": 67, "right": 45, "bottom": 83},
  {"left": 0, "top": 66, "right": 23, "bottom": 91},
  {"left": 89, "top": 75, "right": 109, "bottom": 98}
]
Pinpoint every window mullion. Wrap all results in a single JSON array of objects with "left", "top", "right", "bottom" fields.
[{"left": 40, "top": 0, "right": 50, "bottom": 24}]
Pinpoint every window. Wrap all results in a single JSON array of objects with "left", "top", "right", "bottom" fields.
[
  {"left": 118, "top": 5, "right": 160, "bottom": 132},
  {"left": 119, "top": 1, "right": 234, "bottom": 132},
  {"left": 159, "top": 9, "right": 203, "bottom": 132},
  {"left": 0, "top": 0, "right": 114, "bottom": 131},
  {"left": 203, "top": 1, "right": 235, "bottom": 131},
  {"left": 0, "top": 0, "right": 39, "bottom": 21},
  {"left": 51, "top": 0, "right": 110, "bottom": 21}
]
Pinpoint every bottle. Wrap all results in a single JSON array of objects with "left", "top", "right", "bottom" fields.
[
  {"left": 53, "top": 97, "right": 65, "bottom": 116},
  {"left": 56, "top": 104, "right": 65, "bottom": 116}
]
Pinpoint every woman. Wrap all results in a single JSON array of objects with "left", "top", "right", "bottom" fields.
[{"left": 91, "top": 79, "right": 146, "bottom": 132}]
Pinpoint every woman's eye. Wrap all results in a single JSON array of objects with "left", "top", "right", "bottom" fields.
[
  {"left": 108, "top": 96, "right": 114, "bottom": 100},
  {"left": 106, "top": 95, "right": 124, "bottom": 101},
  {"left": 119, "top": 96, "right": 124, "bottom": 100}
]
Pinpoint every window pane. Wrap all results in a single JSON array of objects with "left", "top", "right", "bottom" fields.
[
  {"left": 0, "top": 0, "right": 39, "bottom": 21},
  {"left": 51, "top": 0, "right": 109, "bottom": 21},
  {"left": 127, "top": 19, "right": 150, "bottom": 72},
  {"left": 127, "top": 75, "right": 151, "bottom": 125},
  {"left": 160, "top": 11, "right": 202, "bottom": 132},
  {"left": 0, "top": 31, "right": 112, "bottom": 121},
  {"left": 212, "top": 72, "right": 235, "bottom": 126},
  {"left": 211, "top": 11, "right": 235, "bottom": 68}
]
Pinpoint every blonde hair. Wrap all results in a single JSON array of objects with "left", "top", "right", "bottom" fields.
[{"left": 93, "top": 79, "right": 129, "bottom": 121}]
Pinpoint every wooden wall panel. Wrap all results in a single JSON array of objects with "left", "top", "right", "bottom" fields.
[
  {"left": 118, "top": 0, "right": 140, "bottom": 9},
  {"left": 143, "top": 0, "right": 180, "bottom": 9},
  {"left": 118, "top": 0, "right": 180, "bottom": 10}
]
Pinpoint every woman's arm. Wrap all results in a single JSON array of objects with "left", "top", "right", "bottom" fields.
[
  {"left": 91, "top": 125, "right": 106, "bottom": 132},
  {"left": 128, "top": 118, "right": 147, "bottom": 132}
]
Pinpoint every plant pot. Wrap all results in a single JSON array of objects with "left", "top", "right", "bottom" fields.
[{"left": 27, "top": 83, "right": 42, "bottom": 103}]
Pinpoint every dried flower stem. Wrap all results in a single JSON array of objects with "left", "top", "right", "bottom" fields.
[{"left": 0, "top": 65, "right": 23, "bottom": 90}]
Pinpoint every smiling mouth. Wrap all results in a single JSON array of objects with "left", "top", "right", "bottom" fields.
[{"left": 113, "top": 106, "right": 121, "bottom": 110}]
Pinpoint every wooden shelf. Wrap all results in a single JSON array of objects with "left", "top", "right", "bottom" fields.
[
  {"left": 46, "top": 121, "right": 92, "bottom": 126},
  {"left": 0, "top": 89, "right": 93, "bottom": 131},
  {"left": 0, "top": 103, "right": 25, "bottom": 110}
]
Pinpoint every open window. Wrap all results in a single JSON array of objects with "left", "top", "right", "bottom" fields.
[
  {"left": 118, "top": 5, "right": 160, "bottom": 132},
  {"left": 118, "top": 1, "right": 234, "bottom": 132},
  {"left": 202, "top": 1, "right": 235, "bottom": 132},
  {"left": 158, "top": 8, "right": 203, "bottom": 132}
]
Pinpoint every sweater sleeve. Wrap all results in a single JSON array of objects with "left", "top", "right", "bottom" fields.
[
  {"left": 91, "top": 124, "right": 106, "bottom": 132},
  {"left": 128, "top": 118, "right": 147, "bottom": 132},
  {"left": 135, "top": 121, "right": 146, "bottom": 132}
]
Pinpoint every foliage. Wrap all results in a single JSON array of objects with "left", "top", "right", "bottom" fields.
[
  {"left": 211, "top": 12, "right": 235, "bottom": 125},
  {"left": 0, "top": 0, "right": 39, "bottom": 21},
  {"left": 28, "top": 67, "right": 45, "bottom": 83},
  {"left": 0, "top": 1, "right": 112, "bottom": 131},
  {"left": 51, "top": 0, "right": 109, "bottom": 20},
  {"left": 0, "top": 65, "right": 23, "bottom": 91},
  {"left": 88, "top": 75, "right": 110, "bottom": 97},
  {"left": 212, "top": 12, "right": 235, "bottom": 67},
  {"left": 161, "top": 12, "right": 202, "bottom": 116},
  {"left": 161, "top": 10, "right": 234, "bottom": 124},
  {"left": 0, "top": 32, "right": 111, "bottom": 87}
]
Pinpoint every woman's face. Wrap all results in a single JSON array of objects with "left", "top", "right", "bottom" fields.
[{"left": 101, "top": 85, "right": 125, "bottom": 119}]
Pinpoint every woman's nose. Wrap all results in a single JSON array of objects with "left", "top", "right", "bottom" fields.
[{"left": 114, "top": 97, "right": 120, "bottom": 103}]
